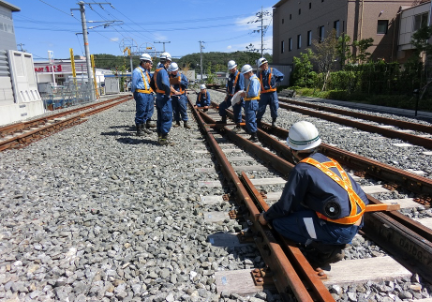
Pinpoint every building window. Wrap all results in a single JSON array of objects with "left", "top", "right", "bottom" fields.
[
  {"left": 299, "top": 9, "right": 301, "bottom": 15},
  {"left": 307, "top": 30, "right": 312, "bottom": 46},
  {"left": 297, "top": 34, "right": 302, "bottom": 49},
  {"left": 309, "top": 3, "right": 312, "bottom": 9},
  {"left": 334, "top": 20, "right": 340, "bottom": 37},
  {"left": 377, "top": 20, "right": 388, "bottom": 34},
  {"left": 289, "top": 38, "right": 292, "bottom": 51},
  {"left": 290, "top": 14, "right": 292, "bottom": 20},
  {"left": 414, "top": 13, "right": 429, "bottom": 31},
  {"left": 282, "top": 18, "right": 284, "bottom": 24},
  {"left": 319, "top": 26, "right": 325, "bottom": 42},
  {"left": 281, "top": 40, "right": 285, "bottom": 54}
]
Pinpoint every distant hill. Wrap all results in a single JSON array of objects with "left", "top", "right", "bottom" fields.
[{"left": 93, "top": 51, "right": 272, "bottom": 73}]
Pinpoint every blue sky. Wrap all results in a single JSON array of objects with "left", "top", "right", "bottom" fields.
[{"left": 11, "top": 0, "right": 276, "bottom": 61}]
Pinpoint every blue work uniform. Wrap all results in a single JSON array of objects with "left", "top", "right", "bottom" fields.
[
  {"left": 196, "top": 91, "right": 210, "bottom": 107},
  {"left": 170, "top": 73, "right": 189, "bottom": 122},
  {"left": 219, "top": 70, "right": 245, "bottom": 124},
  {"left": 256, "top": 67, "right": 284, "bottom": 121},
  {"left": 131, "top": 66, "right": 153, "bottom": 125},
  {"left": 243, "top": 74, "right": 260, "bottom": 134},
  {"left": 154, "top": 66, "right": 172, "bottom": 136},
  {"left": 264, "top": 153, "right": 369, "bottom": 246}
]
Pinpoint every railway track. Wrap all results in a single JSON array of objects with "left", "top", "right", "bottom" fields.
[
  {"left": 190, "top": 90, "right": 432, "bottom": 300},
  {"left": 0, "top": 95, "right": 132, "bottom": 152}
]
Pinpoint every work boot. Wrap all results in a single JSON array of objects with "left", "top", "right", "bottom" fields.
[
  {"left": 184, "top": 121, "right": 191, "bottom": 129},
  {"left": 248, "top": 132, "right": 258, "bottom": 142},
  {"left": 136, "top": 124, "right": 145, "bottom": 136},
  {"left": 159, "top": 135, "right": 175, "bottom": 146},
  {"left": 306, "top": 242, "right": 346, "bottom": 268},
  {"left": 233, "top": 124, "right": 242, "bottom": 132},
  {"left": 217, "top": 116, "right": 227, "bottom": 124},
  {"left": 143, "top": 127, "right": 152, "bottom": 134},
  {"left": 173, "top": 121, "right": 181, "bottom": 128},
  {"left": 146, "top": 120, "right": 156, "bottom": 128},
  {"left": 272, "top": 118, "right": 277, "bottom": 127}
]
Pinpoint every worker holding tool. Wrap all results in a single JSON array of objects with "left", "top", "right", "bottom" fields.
[
  {"left": 168, "top": 62, "right": 190, "bottom": 129},
  {"left": 217, "top": 60, "right": 244, "bottom": 132},
  {"left": 240, "top": 64, "right": 260, "bottom": 142},
  {"left": 258, "top": 121, "right": 369, "bottom": 268},
  {"left": 131, "top": 53, "right": 154, "bottom": 136},
  {"left": 194, "top": 84, "right": 210, "bottom": 111},
  {"left": 256, "top": 57, "right": 284, "bottom": 127}
]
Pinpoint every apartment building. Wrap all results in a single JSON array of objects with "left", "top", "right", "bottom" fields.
[{"left": 273, "top": 0, "right": 417, "bottom": 65}]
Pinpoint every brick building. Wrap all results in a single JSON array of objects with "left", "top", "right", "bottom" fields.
[{"left": 272, "top": 0, "right": 421, "bottom": 65}]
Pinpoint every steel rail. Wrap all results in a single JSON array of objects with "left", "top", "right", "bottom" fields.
[
  {"left": 0, "top": 95, "right": 130, "bottom": 138},
  {"left": 0, "top": 97, "right": 131, "bottom": 152},
  {"left": 206, "top": 104, "right": 432, "bottom": 283},
  {"left": 278, "top": 97, "right": 432, "bottom": 135},
  {"left": 276, "top": 100, "right": 432, "bottom": 150},
  {"left": 188, "top": 96, "right": 324, "bottom": 301}
]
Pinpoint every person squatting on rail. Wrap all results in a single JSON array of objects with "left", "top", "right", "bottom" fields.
[
  {"left": 194, "top": 84, "right": 210, "bottom": 111},
  {"left": 240, "top": 64, "right": 260, "bottom": 142},
  {"left": 151, "top": 52, "right": 176, "bottom": 146},
  {"left": 168, "top": 62, "right": 191, "bottom": 129},
  {"left": 131, "top": 53, "right": 154, "bottom": 136},
  {"left": 256, "top": 57, "right": 284, "bottom": 128},
  {"left": 258, "top": 121, "right": 369, "bottom": 268},
  {"left": 218, "top": 60, "right": 245, "bottom": 132}
]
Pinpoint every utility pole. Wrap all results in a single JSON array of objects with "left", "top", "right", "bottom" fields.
[
  {"left": 17, "top": 43, "right": 25, "bottom": 52},
  {"left": 71, "top": 1, "right": 112, "bottom": 101},
  {"left": 199, "top": 41, "right": 205, "bottom": 83},
  {"left": 249, "top": 8, "right": 271, "bottom": 57},
  {"left": 154, "top": 41, "right": 171, "bottom": 52},
  {"left": 260, "top": 7, "right": 264, "bottom": 57}
]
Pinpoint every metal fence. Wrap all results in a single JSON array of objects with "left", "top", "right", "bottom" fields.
[{"left": 40, "top": 78, "right": 102, "bottom": 110}]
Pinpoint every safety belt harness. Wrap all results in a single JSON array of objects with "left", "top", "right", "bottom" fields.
[
  {"left": 301, "top": 157, "right": 366, "bottom": 225},
  {"left": 227, "top": 73, "right": 240, "bottom": 96},
  {"left": 136, "top": 68, "right": 153, "bottom": 94},
  {"left": 153, "top": 68, "right": 167, "bottom": 94},
  {"left": 260, "top": 68, "right": 277, "bottom": 94},
  {"left": 244, "top": 76, "right": 261, "bottom": 101}
]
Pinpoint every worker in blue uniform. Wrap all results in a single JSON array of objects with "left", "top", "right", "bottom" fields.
[
  {"left": 258, "top": 121, "right": 369, "bottom": 268},
  {"left": 240, "top": 64, "right": 260, "bottom": 142},
  {"left": 168, "top": 62, "right": 191, "bottom": 129},
  {"left": 194, "top": 84, "right": 210, "bottom": 110},
  {"left": 152, "top": 52, "right": 177, "bottom": 146},
  {"left": 218, "top": 60, "right": 244, "bottom": 131},
  {"left": 256, "top": 57, "right": 284, "bottom": 127},
  {"left": 131, "top": 53, "right": 154, "bottom": 136}
]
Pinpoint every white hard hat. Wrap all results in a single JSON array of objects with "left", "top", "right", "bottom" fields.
[
  {"left": 287, "top": 121, "right": 322, "bottom": 151},
  {"left": 200, "top": 84, "right": 206, "bottom": 90},
  {"left": 241, "top": 64, "right": 253, "bottom": 74},
  {"left": 257, "top": 57, "right": 268, "bottom": 67},
  {"left": 159, "top": 52, "right": 172, "bottom": 62},
  {"left": 140, "top": 53, "right": 152, "bottom": 62},
  {"left": 167, "top": 62, "right": 178, "bottom": 72},
  {"left": 227, "top": 60, "right": 237, "bottom": 70}
]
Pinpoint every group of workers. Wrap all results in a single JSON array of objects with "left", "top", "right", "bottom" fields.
[{"left": 131, "top": 53, "right": 368, "bottom": 267}]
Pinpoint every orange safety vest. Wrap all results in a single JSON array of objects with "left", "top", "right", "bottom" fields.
[
  {"left": 259, "top": 68, "right": 277, "bottom": 94},
  {"left": 153, "top": 68, "right": 167, "bottom": 94},
  {"left": 301, "top": 157, "right": 366, "bottom": 225},
  {"left": 227, "top": 73, "right": 240, "bottom": 96},
  {"left": 136, "top": 68, "right": 153, "bottom": 94},
  {"left": 244, "top": 75, "right": 261, "bottom": 101},
  {"left": 171, "top": 74, "right": 185, "bottom": 96}
]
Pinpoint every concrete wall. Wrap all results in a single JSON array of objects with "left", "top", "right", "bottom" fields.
[
  {"left": 0, "top": 5, "right": 17, "bottom": 51},
  {"left": 398, "top": 2, "right": 430, "bottom": 52}
]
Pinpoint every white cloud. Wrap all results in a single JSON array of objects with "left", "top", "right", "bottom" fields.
[
  {"left": 227, "top": 45, "right": 232, "bottom": 49},
  {"left": 235, "top": 6, "right": 273, "bottom": 31},
  {"left": 110, "top": 37, "right": 119, "bottom": 42}
]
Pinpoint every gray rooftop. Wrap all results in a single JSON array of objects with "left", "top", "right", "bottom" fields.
[{"left": 0, "top": 0, "right": 20, "bottom": 12}]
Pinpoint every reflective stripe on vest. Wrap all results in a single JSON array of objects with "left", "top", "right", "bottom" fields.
[
  {"left": 227, "top": 72, "right": 240, "bottom": 96},
  {"left": 154, "top": 68, "right": 167, "bottom": 94},
  {"left": 259, "top": 68, "right": 277, "bottom": 94},
  {"left": 137, "top": 68, "right": 153, "bottom": 93},
  {"left": 244, "top": 75, "right": 261, "bottom": 101},
  {"left": 172, "top": 74, "right": 185, "bottom": 95},
  {"left": 301, "top": 157, "right": 366, "bottom": 225}
]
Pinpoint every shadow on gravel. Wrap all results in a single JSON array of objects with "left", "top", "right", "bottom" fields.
[
  {"left": 116, "top": 137, "right": 160, "bottom": 146},
  {"left": 109, "top": 125, "right": 136, "bottom": 131},
  {"left": 100, "top": 131, "right": 134, "bottom": 137}
]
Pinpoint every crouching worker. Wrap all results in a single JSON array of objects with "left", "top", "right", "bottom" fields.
[
  {"left": 258, "top": 121, "right": 369, "bottom": 268},
  {"left": 194, "top": 84, "right": 210, "bottom": 111}
]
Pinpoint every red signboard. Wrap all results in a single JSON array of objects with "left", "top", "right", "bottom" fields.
[{"left": 34, "top": 65, "right": 62, "bottom": 72}]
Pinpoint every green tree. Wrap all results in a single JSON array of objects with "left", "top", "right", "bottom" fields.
[
  {"left": 292, "top": 49, "right": 316, "bottom": 88},
  {"left": 336, "top": 34, "right": 351, "bottom": 68},
  {"left": 411, "top": 25, "right": 432, "bottom": 100},
  {"left": 352, "top": 38, "right": 374, "bottom": 63},
  {"left": 312, "top": 29, "right": 338, "bottom": 91}
]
